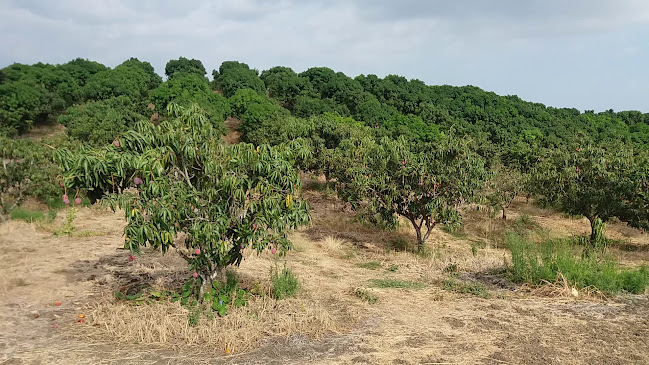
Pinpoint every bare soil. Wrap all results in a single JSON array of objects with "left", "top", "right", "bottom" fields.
[{"left": 1, "top": 192, "right": 648, "bottom": 364}]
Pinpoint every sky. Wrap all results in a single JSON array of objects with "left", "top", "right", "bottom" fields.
[{"left": 1, "top": 0, "right": 648, "bottom": 112}]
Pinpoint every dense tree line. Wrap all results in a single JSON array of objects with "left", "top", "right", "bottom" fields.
[{"left": 2, "top": 56, "right": 648, "bottom": 254}]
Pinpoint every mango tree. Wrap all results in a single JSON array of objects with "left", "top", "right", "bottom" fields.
[
  {"left": 1, "top": 137, "right": 61, "bottom": 217},
  {"left": 55, "top": 103, "right": 310, "bottom": 295},
  {"left": 532, "top": 144, "right": 648, "bottom": 251},
  {"left": 333, "top": 135, "right": 488, "bottom": 251},
  {"left": 486, "top": 164, "right": 525, "bottom": 220}
]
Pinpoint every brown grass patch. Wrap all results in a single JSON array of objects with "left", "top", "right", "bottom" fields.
[
  {"left": 82, "top": 291, "right": 352, "bottom": 354},
  {"left": 223, "top": 117, "right": 242, "bottom": 145}
]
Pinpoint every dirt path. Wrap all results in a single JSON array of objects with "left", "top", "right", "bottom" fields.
[{"left": 1, "top": 206, "right": 648, "bottom": 364}]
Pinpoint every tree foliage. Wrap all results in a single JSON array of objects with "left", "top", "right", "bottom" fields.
[
  {"left": 213, "top": 61, "right": 265, "bottom": 98},
  {"left": 55, "top": 103, "right": 311, "bottom": 292},
  {"left": 532, "top": 144, "right": 649, "bottom": 250},
  {"left": 58, "top": 96, "right": 145, "bottom": 145},
  {"left": 1, "top": 136, "right": 63, "bottom": 216},
  {"left": 148, "top": 74, "right": 229, "bottom": 132},
  {"left": 165, "top": 57, "right": 206, "bottom": 80},
  {"left": 333, "top": 135, "right": 488, "bottom": 250},
  {"left": 83, "top": 60, "right": 158, "bottom": 101}
]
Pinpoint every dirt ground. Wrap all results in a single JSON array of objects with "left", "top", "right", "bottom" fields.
[{"left": 1, "top": 191, "right": 648, "bottom": 364}]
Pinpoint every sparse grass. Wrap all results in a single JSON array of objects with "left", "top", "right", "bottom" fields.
[
  {"left": 387, "top": 264, "right": 399, "bottom": 272},
  {"left": 442, "top": 278, "right": 489, "bottom": 298},
  {"left": 443, "top": 263, "right": 459, "bottom": 273},
  {"left": 441, "top": 223, "right": 465, "bottom": 238},
  {"left": 10, "top": 208, "right": 45, "bottom": 222},
  {"left": 512, "top": 213, "right": 541, "bottom": 233},
  {"left": 386, "top": 236, "right": 410, "bottom": 252},
  {"left": 271, "top": 264, "right": 300, "bottom": 300},
  {"left": 9, "top": 277, "right": 29, "bottom": 287},
  {"left": 357, "top": 260, "right": 381, "bottom": 270},
  {"left": 507, "top": 232, "right": 649, "bottom": 294},
  {"left": 352, "top": 287, "right": 378, "bottom": 303},
  {"left": 368, "top": 279, "right": 426, "bottom": 290},
  {"left": 470, "top": 241, "right": 486, "bottom": 256}
]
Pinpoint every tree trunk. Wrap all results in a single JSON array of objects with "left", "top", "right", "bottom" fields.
[
  {"left": 502, "top": 208, "right": 507, "bottom": 220},
  {"left": 410, "top": 218, "right": 434, "bottom": 253},
  {"left": 589, "top": 217, "right": 606, "bottom": 252},
  {"left": 199, "top": 267, "right": 225, "bottom": 299},
  {"left": 414, "top": 225, "right": 423, "bottom": 252}
]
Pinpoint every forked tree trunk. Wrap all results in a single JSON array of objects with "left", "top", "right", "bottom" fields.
[{"left": 410, "top": 218, "right": 435, "bottom": 252}]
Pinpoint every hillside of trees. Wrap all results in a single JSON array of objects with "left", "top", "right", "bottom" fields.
[{"left": 2, "top": 56, "right": 648, "bottom": 284}]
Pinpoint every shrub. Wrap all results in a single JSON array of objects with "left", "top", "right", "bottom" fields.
[
  {"left": 271, "top": 264, "right": 300, "bottom": 300},
  {"left": 506, "top": 232, "right": 649, "bottom": 294}
]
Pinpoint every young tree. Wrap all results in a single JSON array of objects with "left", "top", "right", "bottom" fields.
[
  {"left": 486, "top": 164, "right": 525, "bottom": 220},
  {"left": 333, "top": 135, "right": 488, "bottom": 251},
  {"left": 55, "top": 103, "right": 310, "bottom": 294},
  {"left": 1, "top": 137, "right": 61, "bottom": 217},
  {"left": 532, "top": 144, "right": 648, "bottom": 251}
]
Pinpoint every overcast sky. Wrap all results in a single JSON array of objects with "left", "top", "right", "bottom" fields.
[{"left": 1, "top": 0, "right": 648, "bottom": 112}]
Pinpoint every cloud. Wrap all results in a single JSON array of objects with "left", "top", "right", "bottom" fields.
[{"left": 0, "top": 0, "right": 648, "bottom": 112}]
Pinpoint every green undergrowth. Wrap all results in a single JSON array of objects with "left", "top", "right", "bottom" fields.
[
  {"left": 506, "top": 232, "right": 649, "bottom": 294},
  {"left": 271, "top": 264, "right": 300, "bottom": 300}
]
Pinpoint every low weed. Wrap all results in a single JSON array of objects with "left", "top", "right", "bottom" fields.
[
  {"left": 357, "top": 261, "right": 381, "bottom": 270},
  {"left": 386, "top": 236, "right": 410, "bottom": 252},
  {"left": 114, "top": 271, "right": 252, "bottom": 326},
  {"left": 352, "top": 288, "right": 378, "bottom": 304},
  {"left": 53, "top": 208, "right": 76, "bottom": 237},
  {"left": 512, "top": 213, "right": 541, "bottom": 233},
  {"left": 368, "top": 279, "right": 426, "bottom": 290},
  {"left": 271, "top": 264, "right": 300, "bottom": 300},
  {"left": 442, "top": 278, "right": 489, "bottom": 298},
  {"left": 506, "top": 232, "right": 649, "bottom": 294}
]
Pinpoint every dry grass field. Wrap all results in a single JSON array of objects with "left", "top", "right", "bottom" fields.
[{"left": 1, "top": 185, "right": 648, "bottom": 364}]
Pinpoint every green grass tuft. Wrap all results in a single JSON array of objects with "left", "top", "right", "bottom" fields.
[
  {"left": 10, "top": 208, "right": 45, "bottom": 222},
  {"left": 442, "top": 278, "right": 489, "bottom": 298},
  {"left": 271, "top": 264, "right": 300, "bottom": 300},
  {"left": 368, "top": 279, "right": 426, "bottom": 289},
  {"left": 506, "top": 232, "right": 649, "bottom": 295},
  {"left": 357, "top": 261, "right": 381, "bottom": 270}
]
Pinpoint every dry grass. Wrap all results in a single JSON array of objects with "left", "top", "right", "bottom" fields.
[
  {"left": 1, "top": 192, "right": 649, "bottom": 364},
  {"left": 83, "top": 293, "right": 351, "bottom": 354}
]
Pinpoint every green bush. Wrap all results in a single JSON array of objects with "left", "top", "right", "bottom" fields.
[
  {"left": 271, "top": 264, "right": 300, "bottom": 300},
  {"left": 506, "top": 232, "right": 649, "bottom": 294}
]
